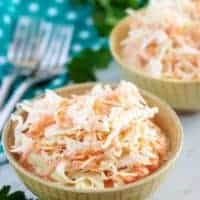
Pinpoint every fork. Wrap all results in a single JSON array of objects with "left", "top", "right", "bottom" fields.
[
  {"left": 0, "top": 16, "right": 73, "bottom": 133},
  {"left": 0, "top": 17, "right": 37, "bottom": 109},
  {"left": 0, "top": 17, "right": 73, "bottom": 109}
]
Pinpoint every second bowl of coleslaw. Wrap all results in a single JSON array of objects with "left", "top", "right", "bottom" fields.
[
  {"left": 3, "top": 82, "right": 183, "bottom": 200},
  {"left": 110, "top": 1, "right": 200, "bottom": 111}
]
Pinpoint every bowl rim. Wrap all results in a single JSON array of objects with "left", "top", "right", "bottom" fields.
[
  {"left": 2, "top": 83, "right": 184, "bottom": 194},
  {"left": 110, "top": 16, "right": 200, "bottom": 84}
]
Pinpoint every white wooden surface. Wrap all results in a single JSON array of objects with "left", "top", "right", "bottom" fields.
[{"left": 0, "top": 63, "right": 199, "bottom": 199}]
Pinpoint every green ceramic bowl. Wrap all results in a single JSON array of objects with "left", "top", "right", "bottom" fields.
[{"left": 3, "top": 83, "right": 183, "bottom": 200}]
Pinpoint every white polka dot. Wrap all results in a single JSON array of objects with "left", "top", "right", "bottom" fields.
[
  {"left": 13, "top": 0, "right": 20, "bottom": 4},
  {"left": 66, "top": 11, "right": 77, "bottom": 20},
  {"left": 52, "top": 78, "right": 62, "bottom": 86},
  {"left": 20, "top": 17, "right": 31, "bottom": 26},
  {"left": 100, "top": 38, "right": 106, "bottom": 43},
  {"left": 3, "top": 15, "right": 11, "bottom": 24},
  {"left": 79, "top": 30, "right": 90, "bottom": 39},
  {"left": 0, "top": 29, "right": 3, "bottom": 38},
  {"left": 9, "top": 6, "right": 15, "bottom": 13},
  {"left": 0, "top": 56, "right": 6, "bottom": 65},
  {"left": 29, "top": 3, "right": 39, "bottom": 12},
  {"left": 92, "top": 43, "right": 101, "bottom": 51},
  {"left": 55, "top": 0, "right": 64, "bottom": 3},
  {"left": 86, "top": 17, "right": 93, "bottom": 26},
  {"left": 35, "top": 90, "right": 43, "bottom": 96},
  {"left": 47, "top": 7, "right": 58, "bottom": 17},
  {"left": 72, "top": 44, "right": 82, "bottom": 53}
]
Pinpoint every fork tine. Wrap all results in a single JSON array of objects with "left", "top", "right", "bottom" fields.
[
  {"left": 7, "top": 17, "right": 31, "bottom": 63},
  {"left": 24, "top": 19, "right": 40, "bottom": 66},
  {"left": 36, "top": 21, "right": 53, "bottom": 61},
  {"left": 58, "top": 26, "right": 74, "bottom": 66},
  {"left": 46, "top": 25, "right": 65, "bottom": 68},
  {"left": 40, "top": 25, "right": 60, "bottom": 69},
  {"left": 8, "top": 17, "right": 73, "bottom": 77},
  {"left": 41, "top": 25, "right": 73, "bottom": 70},
  {"left": 52, "top": 26, "right": 74, "bottom": 68},
  {"left": 14, "top": 17, "right": 32, "bottom": 65}
]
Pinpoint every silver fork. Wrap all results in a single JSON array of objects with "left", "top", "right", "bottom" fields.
[
  {"left": 0, "top": 16, "right": 73, "bottom": 133},
  {"left": 0, "top": 17, "right": 37, "bottom": 109},
  {"left": 0, "top": 17, "right": 73, "bottom": 109}
]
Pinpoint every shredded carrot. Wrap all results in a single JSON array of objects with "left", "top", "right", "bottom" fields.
[
  {"left": 132, "top": 165, "right": 149, "bottom": 177},
  {"left": 104, "top": 179, "right": 114, "bottom": 188},
  {"left": 27, "top": 115, "right": 54, "bottom": 138},
  {"left": 120, "top": 174, "right": 138, "bottom": 184}
]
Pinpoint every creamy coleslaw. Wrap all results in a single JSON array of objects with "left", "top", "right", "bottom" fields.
[
  {"left": 11, "top": 81, "right": 168, "bottom": 189},
  {"left": 122, "top": 0, "right": 200, "bottom": 80}
]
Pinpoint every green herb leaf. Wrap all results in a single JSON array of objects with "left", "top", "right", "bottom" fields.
[
  {"left": 128, "top": 0, "right": 149, "bottom": 9},
  {"left": 0, "top": 186, "right": 10, "bottom": 199},
  {"left": 9, "top": 191, "right": 27, "bottom": 200},
  {"left": 67, "top": 48, "right": 111, "bottom": 83},
  {"left": 92, "top": 10, "right": 112, "bottom": 37},
  {"left": 0, "top": 186, "right": 10, "bottom": 196},
  {"left": 72, "top": 0, "right": 88, "bottom": 4},
  {"left": 0, "top": 186, "right": 36, "bottom": 200},
  {"left": 68, "top": 0, "right": 149, "bottom": 82},
  {"left": 93, "top": 48, "right": 111, "bottom": 68},
  {"left": 72, "top": 0, "right": 149, "bottom": 36}
]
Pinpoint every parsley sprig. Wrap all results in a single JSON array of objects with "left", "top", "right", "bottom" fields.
[
  {"left": 67, "top": 1, "right": 149, "bottom": 83},
  {"left": 0, "top": 186, "right": 36, "bottom": 200},
  {"left": 68, "top": 47, "right": 111, "bottom": 82},
  {"left": 72, "top": 0, "right": 149, "bottom": 36}
]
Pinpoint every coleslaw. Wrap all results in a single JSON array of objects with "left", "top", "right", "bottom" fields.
[
  {"left": 11, "top": 81, "right": 168, "bottom": 189},
  {"left": 122, "top": 0, "right": 200, "bottom": 80}
]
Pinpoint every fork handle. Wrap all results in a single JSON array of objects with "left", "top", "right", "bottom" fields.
[
  {"left": 0, "top": 75, "right": 17, "bottom": 109},
  {"left": 0, "top": 79, "right": 34, "bottom": 134}
]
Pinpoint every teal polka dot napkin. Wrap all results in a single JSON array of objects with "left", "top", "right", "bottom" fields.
[{"left": 0, "top": 0, "right": 106, "bottom": 162}]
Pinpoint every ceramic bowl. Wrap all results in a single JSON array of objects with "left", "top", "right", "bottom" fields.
[
  {"left": 3, "top": 83, "right": 183, "bottom": 200},
  {"left": 110, "top": 16, "right": 200, "bottom": 111}
]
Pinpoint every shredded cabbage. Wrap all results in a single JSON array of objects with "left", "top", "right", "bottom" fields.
[
  {"left": 123, "top": 0, "right": 200, "bottom": 80},
  {"left": 11, "top": 81, "right": 168, "bottom": 189}
]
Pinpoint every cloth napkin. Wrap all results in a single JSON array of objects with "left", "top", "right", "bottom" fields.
[{"left": 0, "top": 0, "right": 105, "bottom": 162}]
